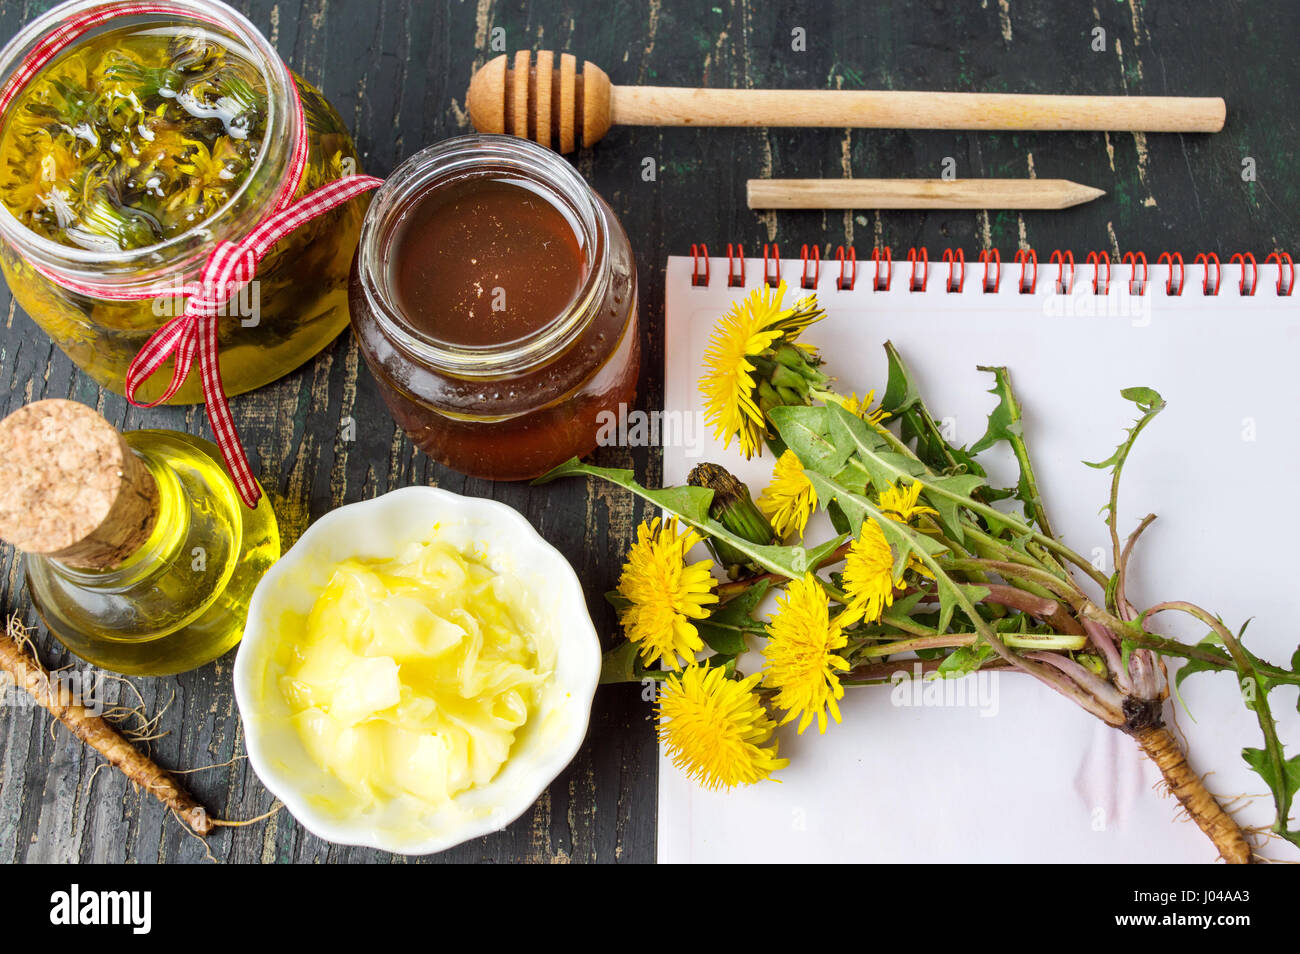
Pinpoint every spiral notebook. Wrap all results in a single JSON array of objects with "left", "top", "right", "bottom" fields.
[{"left": 659, "top": 246, "right": 1300, "bottom": 863}]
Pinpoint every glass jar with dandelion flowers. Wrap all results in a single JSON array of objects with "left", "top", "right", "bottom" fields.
[{"left": 0, "top": 0, "right": 368, "bottom": 404}]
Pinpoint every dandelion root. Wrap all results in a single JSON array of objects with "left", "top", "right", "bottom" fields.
[
  {"left": 0, "top": 619, "right": 212, "bottom": 836},
  {"left": 1131, "top": 725, "right": 1253, "bottom": 864}
]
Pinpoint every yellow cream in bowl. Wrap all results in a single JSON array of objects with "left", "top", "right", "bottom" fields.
[{"left": 273, "top": 538, "right": 552, "bottom": 810}]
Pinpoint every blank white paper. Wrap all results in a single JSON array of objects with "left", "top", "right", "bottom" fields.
[{"left": 659, "top": 253, "right": 1300, "bottom": 864}]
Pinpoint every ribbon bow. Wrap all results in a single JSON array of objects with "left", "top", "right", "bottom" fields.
[{"left": 125, "top": 174, "right": 383, "bottom": 508}]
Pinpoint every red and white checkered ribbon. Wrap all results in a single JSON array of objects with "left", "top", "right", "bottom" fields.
[
  {"left": 2, "top": 2, "right": 383, "bottom": 508},
  {"left": 123, "top": 175, "right": 382, "bottom": 506}
]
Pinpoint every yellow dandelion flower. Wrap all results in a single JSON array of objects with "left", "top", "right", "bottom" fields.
[
  {"left": 840, "top": 389, "right": 889, "bottom": 426},
  {"left": 763, "top": 572, "right": 850, "bottom": 734},
  {"left": 757, "top": 449, "right": 818, "bottom": 540},
  {"left": 37, "top": 134, "right": 80, "bottom": 186},
  {"left": 907, "top": 557, "right": 936, "bottom": 580},
  {"left": 169, "top": 138, "right": 242, "bottom": 212},
  {"left": 699, "top": 281, "right": 824, "bottom": 458},
  {"left": 878, "top": 479, "right": 938, "bottom": 525},
  {"left": 842, "top": 518, "right": 903, "bottom": 624},
  {"left": 699, "top": 293, "right": 784, "bottom": 457},
  {"left": 0, "top": 130, "right": 79, "bottom": 220},
  {"left": 616, "top": 517, "right": 719, "bottom": 670},
  {"left": 657, "top": 664, "right": 788, "bottom": 789},
  {"left": 0, "top": 167, "right": 49, "bottom": 221},
  {"left": 877, "top": 480, "right": 939, "bottom": 579}
]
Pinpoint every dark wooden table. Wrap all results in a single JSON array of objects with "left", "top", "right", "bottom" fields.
[{"left": 1, "top": 0, "right": 1292, "bottom": 863}]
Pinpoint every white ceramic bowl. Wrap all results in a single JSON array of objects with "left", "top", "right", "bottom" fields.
[{"left": 233, "top": 486, "right": 601, "bottom": 855}]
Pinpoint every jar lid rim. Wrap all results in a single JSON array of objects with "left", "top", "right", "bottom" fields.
[
  {"left": 356, "top": 134, "right": 613, "bottom": 377},
  {"left": 0, "top": 0, "right": 295, "bottom": 277}
]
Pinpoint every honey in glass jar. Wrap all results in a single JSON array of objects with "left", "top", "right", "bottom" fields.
[{"left": 349, "top": 135, "right": 639, "bottom": 481}]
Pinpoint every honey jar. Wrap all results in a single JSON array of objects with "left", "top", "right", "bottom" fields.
[
  {"left": 0, "top": 0, "right": 367, "bottom": 404},
  {"left": 348, "top": 135, "right": 640, "bottom": 481}
]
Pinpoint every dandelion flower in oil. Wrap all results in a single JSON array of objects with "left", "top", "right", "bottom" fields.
[{"left": 170, "top": 137, "right": 243, "bottom": 213}]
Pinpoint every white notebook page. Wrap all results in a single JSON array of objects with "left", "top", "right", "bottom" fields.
[{"left": 660, "top": 253, "right": 1300, "bottom": 863}]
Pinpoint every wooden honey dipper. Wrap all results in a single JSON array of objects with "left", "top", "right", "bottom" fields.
[{"left": 467, "top": 51, "right": 1225, "bottom": 152}]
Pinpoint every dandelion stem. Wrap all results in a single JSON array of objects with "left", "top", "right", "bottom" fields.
[
  {"left": 1024, "top": 651, "right": 1125, "bottom": 715},
  {"left": 979, "top": 583, "right": 1086, "bottom": 636},
  {"left": 871, "top": 423, "right": 1110, "bottom": 589},
  {"left": 1143, "top": 600, "right": 1292, "bottom": 841},
  {"left": 941, "top": 557, "right": 1083, "bottom": 605},
  {"left": 859, "top": 633, "right": 977, "bottom": 657},
  {"left": 1114, "top": 513, "right": 1157, "bottom": 621},
  {"left": 841, "top": 656, "right": 1015, "bottom": 685},
  {"left": 716, "top": 540, "right": 853, "bottom": 601}
]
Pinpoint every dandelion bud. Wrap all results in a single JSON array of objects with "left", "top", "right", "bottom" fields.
[{"left": 688, "top": 462, "right": 776, "bottom": 576}]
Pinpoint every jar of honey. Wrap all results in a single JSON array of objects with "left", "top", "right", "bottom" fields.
[
  {"left": 349, "top": 135, "right": 640, "bottom": 481},
  {"left": 0, "top": 0, "right": 366, "bottom": 404}
]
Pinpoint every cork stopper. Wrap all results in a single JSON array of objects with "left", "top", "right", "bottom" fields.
[{"left": 0, "top": 400, "right": 159, "bottom": 570}]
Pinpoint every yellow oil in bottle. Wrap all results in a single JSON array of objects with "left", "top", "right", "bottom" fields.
[{"left": 25, "top": 430, "right": 280, "bottom": 675}]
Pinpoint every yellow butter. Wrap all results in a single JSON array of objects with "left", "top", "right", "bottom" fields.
[{"left": 275, "top": 538, "right": 550, "bottom": 811}]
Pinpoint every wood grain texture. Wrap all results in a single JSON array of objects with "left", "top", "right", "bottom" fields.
[
  {"left": 609, "top": 86, "right": 1224, "bottom": 132},
  {"left": 747, "top": 177, "right": 1105, "bottom": 209},
  {"left": 0, "top": 0, "right": 1296, "bottom": 864}
]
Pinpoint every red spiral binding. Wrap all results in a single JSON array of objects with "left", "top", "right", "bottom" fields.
[
  {"left": 690, "top": 243, "right": 710, "bottom": 287},
  {"left": 943, "top": 248, "right": 966, "bottom": 293},
  {"left": 1085, "top": 251, "right": 1110, "bottom": 294},
  {"left": 872, "top": 247, "right": 892, "bottom": 291},
  {"left": 907, "top": 247, "right": 929, "bottom": 292},
  {"left": 836, "top": 246, "right": 857, "bottom": 290},
  {"left": 800, "top": 244, "right": 820, "bottom": 289},
  {"left": 726, "top": 243, "right": 745, "bottom": 287},
  {"left": 978, "top": 249, "right": 1001, "bottom": 293},
  {"left": 1049, "top": 250, "right": 1075, "bottom": 294},
  {"left": 1157, "top": 252, "right": 1184, "bottom": 295},
  {"left": 1015, "top": 249, "right": 1038, "bottom": 294},
  {"left": 763, "top": 243, "right": 780, "bottom": 287},
  {"left": 1194, "top": 253, "right": 1220, "bottom": 295},
  {"left": 1266, "top": 252, "right": 1295, "bottom": 295},
  {"left": 1122, "top": 252, "right": 1148, "bottom": 295},
  {"left": 687, "top": 246, "right": 1297, "bottom": 301},
  {"left": 1230, "top": 252, "right": 1257, "bottom": 296}
]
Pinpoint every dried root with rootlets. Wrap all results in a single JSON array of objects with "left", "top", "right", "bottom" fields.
[
  {"left": 0, "top": 616, "right": 212, "bottom": 835},
  {"left": 538, "top": 283, "right": 1300, "bottom": 862},
  {"left": 1, "top": 614, "right": 283, "bottom": 846}
]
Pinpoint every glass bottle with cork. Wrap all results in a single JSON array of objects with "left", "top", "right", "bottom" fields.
[{"left": 0, "top": 399, "right": 279, "bottom": 675}]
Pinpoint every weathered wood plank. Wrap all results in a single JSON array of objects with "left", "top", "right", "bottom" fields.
[{"left": 0, "top": 0, "right": 1294, "bottom": 864}]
